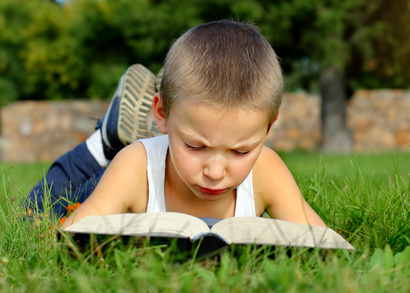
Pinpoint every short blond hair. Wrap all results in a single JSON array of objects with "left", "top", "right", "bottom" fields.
[{"left": 161, "top": 20, "right": 283, "bottom": 125}]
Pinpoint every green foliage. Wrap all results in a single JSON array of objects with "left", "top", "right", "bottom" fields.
[
  {"left": 258, "top": 0, "right": 410, "bottom": 92},
  {"left": 282, "top": 152, "right": 410, "bottom": 253},
  {"left": 0, "top": 0, "right": 409, "bottom": 104},
  {"left": 0, "top": 0, "right": 200, "bottom": 104},
  {"left": 0, "top": 78, "right": 18, "bottom": 106}
]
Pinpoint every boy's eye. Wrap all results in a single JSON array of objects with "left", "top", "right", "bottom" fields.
[
  {"left": 232, "top": 150, "right": 250, "bottom": 156},
  {"left": 185, "top": 142, "right": 250, "bottom": 156},
  {"left": 184, "top": 143, "right": 204, "bottom": 151}
]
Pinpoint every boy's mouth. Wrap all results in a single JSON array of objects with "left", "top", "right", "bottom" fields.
[{"left": 197, "top": 186, "right": 227, "bottom": 195}]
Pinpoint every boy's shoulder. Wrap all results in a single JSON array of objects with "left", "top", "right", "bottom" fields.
[
  {"left": 253, "top": 146, "right": 292, "bottom": 202},
  {"left": 113, "top": 140, "right": 148, "bottom": 169},
  {"left": 254, "top": 146, "right": 284, "bottom": 171},
  {"left": 119, "top": 135, "right": 168, "bottom": 158},
  {"left": 136, "top": 135, "right": 169, "bottom": 163}
]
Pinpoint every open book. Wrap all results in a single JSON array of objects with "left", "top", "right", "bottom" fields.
[{"left": 63, "top": 212, "right": 354, "bottom": 253}]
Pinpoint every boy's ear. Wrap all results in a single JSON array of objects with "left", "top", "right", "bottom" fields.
[
  {"left": 267, "top": 111, "right": 279, "bottom": 134},
  {"left": 152, "top": 93, "right": 168, "bottom": 134},
  {"left": 273, "top": 110, "right": 279, "bottom": 124}
]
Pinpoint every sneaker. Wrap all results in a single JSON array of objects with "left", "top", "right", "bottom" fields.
[{"left": 96, "top": 64, "right": 161, "bottom": 159}]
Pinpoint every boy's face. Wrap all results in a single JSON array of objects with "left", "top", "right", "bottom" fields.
[{"left": 154, "top": 95, "right": 271, "bottom": 201}]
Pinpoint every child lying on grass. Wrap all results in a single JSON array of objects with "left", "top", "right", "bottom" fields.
[{"left": 22, "top": 20, "right": 326, "bottom": 229}]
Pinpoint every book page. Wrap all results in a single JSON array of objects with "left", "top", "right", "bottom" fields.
[
  {"left": 211, "top": 217, "right": 354, "bottom": 250},
  {"left": 64, "top": 212, "right": 211, "bottom": 239}
]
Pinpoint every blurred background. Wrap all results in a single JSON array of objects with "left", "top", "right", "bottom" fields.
[{"left": 0, "top": 0, "right": 409, "bottom": 162}]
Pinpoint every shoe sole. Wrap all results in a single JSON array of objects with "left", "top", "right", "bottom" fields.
[{"left": 109, "top": 64, "right": 157, "bottom": 145}]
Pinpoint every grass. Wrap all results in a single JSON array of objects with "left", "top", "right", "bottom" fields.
[{"left": 0, "top": 152, "right": 409, "bottom": 292}]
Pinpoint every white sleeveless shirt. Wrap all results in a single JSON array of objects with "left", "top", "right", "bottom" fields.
[{"left": 139, "top": 135, "right": 256, "bottom": 217}]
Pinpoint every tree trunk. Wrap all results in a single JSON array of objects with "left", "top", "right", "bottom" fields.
[{"left": 320, "top": 67, "right": 352, "bottom": 153}]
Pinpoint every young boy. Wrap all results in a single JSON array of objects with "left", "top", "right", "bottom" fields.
[{"left": 24, "top": 20, "right": 326, "bottom": 229}]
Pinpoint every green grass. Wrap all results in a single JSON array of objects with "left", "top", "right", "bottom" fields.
[{"left": 1, "top": 152, "right": 409, "bottom": 292}]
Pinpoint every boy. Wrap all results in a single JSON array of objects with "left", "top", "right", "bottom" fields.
[{"left": 23, "top": 20, "right": 326, "bottom": 229}]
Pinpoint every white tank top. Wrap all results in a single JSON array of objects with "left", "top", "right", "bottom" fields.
[{"left": 139, "top": 135, "right": 256, "bottom": 217}]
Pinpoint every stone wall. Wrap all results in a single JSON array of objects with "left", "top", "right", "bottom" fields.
[
  {"left": 267, "top": 90, "right": 410, "bottom": 153},
  {"left": 0, "top": 90, "right": 409, "bottom": 162},
  {"left": 346, "top": 90, "right": 410, "bottom": 152},
  {"left": 0, "top": 100, "right": 109, "bottom": 162},
  {"left": 267, "top": 93, "right": 321, "bottom": 152}
]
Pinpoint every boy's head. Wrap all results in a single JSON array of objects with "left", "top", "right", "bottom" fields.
[{"left": 160, "top": 20, "right": 283, "bottom": 126}]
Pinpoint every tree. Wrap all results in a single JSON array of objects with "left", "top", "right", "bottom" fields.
[
  {"left": 256, "top": 0, "right": 410, "bottom": 152},
  {"left": 0, "top": 0, "right": 201, "bottom": 102}
]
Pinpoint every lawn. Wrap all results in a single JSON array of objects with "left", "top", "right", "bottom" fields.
[{"left": 0, "top": 152, "right": 409, "bottom": 292}]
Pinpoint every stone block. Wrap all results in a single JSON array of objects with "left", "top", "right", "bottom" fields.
[{"left": 1, "top": 90, "right": 409, "bottom": 162}]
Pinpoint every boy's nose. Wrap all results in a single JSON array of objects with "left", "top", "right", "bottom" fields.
[{"left": 203, "top": 156, "right": 226, "bottom": 181}]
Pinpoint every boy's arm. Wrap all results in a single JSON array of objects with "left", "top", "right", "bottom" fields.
[
  {"left": 253, "top": 146, "right": 326, "bottom": 227},
  {"left": 60, "top": 142, "right": 148, "bottom": 229}
]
